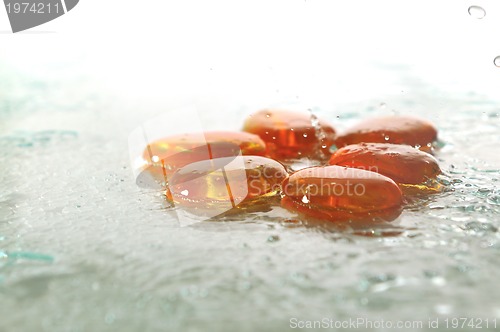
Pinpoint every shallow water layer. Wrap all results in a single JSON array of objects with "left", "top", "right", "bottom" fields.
[{"left": 1, "top": 68, "right": 500, "bottom": 332}]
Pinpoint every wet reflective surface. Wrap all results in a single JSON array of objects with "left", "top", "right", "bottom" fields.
[
  {"left": 2, "top": 34, "right": 500, "bottom": 332},
  {"left": 2, "top": 84, "right": 500, "bottom": 331}
]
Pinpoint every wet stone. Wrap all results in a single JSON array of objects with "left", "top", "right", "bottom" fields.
[
  {"left": 169, "top": 156, "right": 288, "bottom": 217},
  {"left": 281, "top": 165, "right": 403, "bottom": 222},
  {"left": 242, "top": 109, "right": 336, "bottom": 161},
  {"left": 329, "top": 143, "right": 442, "bottom": 192},
  {"left": 138, "top": 131, "right": 267, "bottom": 187},
  {"left": 334, "top": 115, "right": 438, "bottom": 153}
]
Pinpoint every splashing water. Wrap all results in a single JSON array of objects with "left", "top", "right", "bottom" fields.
[{"left": 308, "top": 108, "right": 330, "bottom": 160}]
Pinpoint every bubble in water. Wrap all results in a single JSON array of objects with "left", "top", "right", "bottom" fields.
[
  {"left": 267, "top": 235, "right": 280, "bottom": 243},
  {"left": 105, "top": 313, "right": 115, "bottom": 324},
  {"left": 494, "top": 56, "right": 500, "bottom": 67},
  {"left": 435, "top": 304, "right": 452, "bottom": 315},
  {"left": 487, "top": 192, "right": 500, "bottom": 205},
  {"left": 463, "top": 221, "right": 497, "bottom": 233},
  {"left": 468, "top": 5, "right": 486, "bottom": 19},
  {"left": 309, "top": 113, "right": 320, "bottom": 127}
]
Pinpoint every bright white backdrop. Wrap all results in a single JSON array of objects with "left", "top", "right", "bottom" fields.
[{"left": 1, "top": 0, "right": 499, "bottom": 104}]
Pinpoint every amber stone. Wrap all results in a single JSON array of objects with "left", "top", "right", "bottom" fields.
[
  {"left": 281, "top": 166, "right": 403, "bottom": 222},
  {"left": 329, "top": 143, "right": 441, "bottom": 189},
  {"left": 169, "top": 156, "right": 288, "bottom": 217},
  {"left": 242, "top": 109, "right": 336, "bottom": 160},
  {"left": 335, "top": 116, "right": 437, "bottom": 152},
  {"left": 138, "top": 131, "right": 267, "bottom": 187}
]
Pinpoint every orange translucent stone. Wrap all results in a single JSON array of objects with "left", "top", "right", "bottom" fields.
[
  {"left": 329, "top": 143, "right": 441, "bottom": 187},
  {"left": 242, "top": 109, "right": 336, "bottom": 160},
  {"left": 169, "top": 156, "right": 288, "bottom": 217},
  {"left": 139, "top": 131, "right": 266, "bottom": 185},
  {"left": 281, "top": 166, "right": 403, "bottom": 222},
  {"left": 335, "top": 116, "right": 437, "bottom": 152}
]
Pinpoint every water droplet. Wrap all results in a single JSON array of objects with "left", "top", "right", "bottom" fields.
[
  {"left": 303, "top": 133, "right": 308, "bottom": 138},
  {"left": 435, "top": 304, "right": 452, "bottom": 315},
  {"left": 431, "top": 276, "right": 446, "bottom": 287},
  {"left": 384, "top": 135, "right": 390, "bottom": 141},
  {"left": 494, "top": 56, "right": 500, "bottom": 67},
  {"left": 309, "top": 112, "right": 320, "bottom": 127},
  {"left": 463, "top": 221, "right": 497, "bottom": 233},
  {"left": 265, "top": 113, "right": 271, "bottom": 118},
  {"left": 267, "top": 235, "right": 280, "bottom": 243},
  {"left": 105, "top": 313, "right": 115, "bottom": 324},
  {"left": 414, "top": 144, "right": 421, "bottom": 149},
  {"left": 468, "top": 5, "right": 486, "bottom": 19},
  {"left": 302, "top": 195, "right": 310, "bottom": 204},
  {"left": 180, "top": 190, "right": 189, "bottom": 196},
  {"left": 272, "top": 136, "right": 276, "bottom": 140},
  {"left": 487, "top": 192, "right": 500, "bottom": 205},
  {"left": 152, "top": 155, "right": 160, "bottom": 162},
  {"left": 321, "top": 144, "right": 327, "bottom": 149}
]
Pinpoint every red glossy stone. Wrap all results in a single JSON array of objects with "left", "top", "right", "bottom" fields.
[
  {"left": 335, "top": 115, "right": 438, "bottom": 152},
  {"left": 281, "top": 166, "right": 403, "bottom": 222},
  {"left": 139, "top": 131, "right": 266, "bottom": 185},
  {"left": 170, "top": 156, "right": 288, "bottom": 217},
  {"left": 242, "top": 109, "right": 336, "bottom": 160},
  {"left": 329, "top": 143, "right": 441, "bottom": 187}
]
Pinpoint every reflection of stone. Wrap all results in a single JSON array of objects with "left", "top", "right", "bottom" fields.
[{"left": 4, "top": 0, "right": 79, "bottom": 33}]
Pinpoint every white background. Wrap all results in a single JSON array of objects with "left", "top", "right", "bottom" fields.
[{"left": 1, "top": 0, "right": 500, "bottom": 105}]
